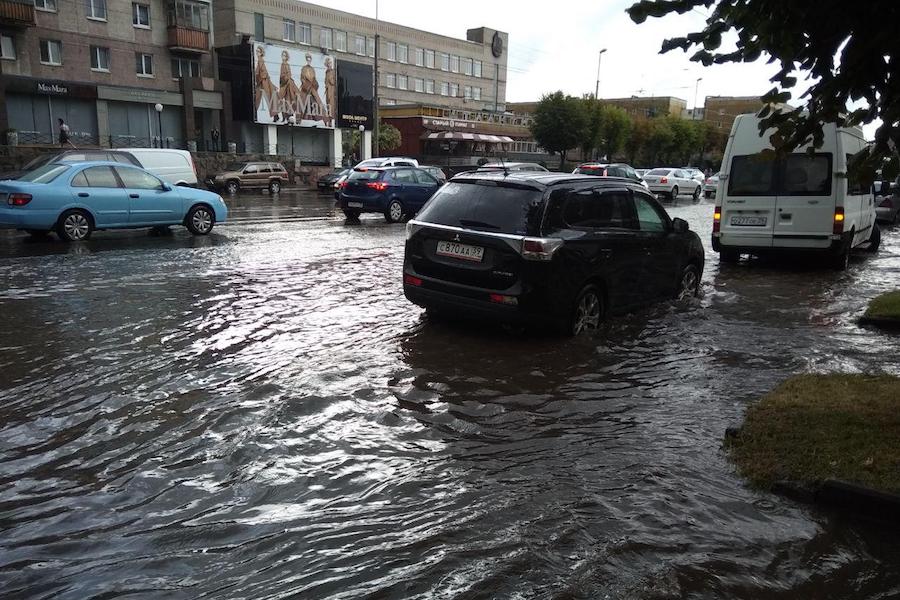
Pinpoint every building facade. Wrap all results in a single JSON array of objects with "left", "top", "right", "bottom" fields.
[
  {"left": 702, "top": 95, "right": 774, "bottom": 134},
  {"left": 0, "top": 0, "right": 225, "bottom": 149}
]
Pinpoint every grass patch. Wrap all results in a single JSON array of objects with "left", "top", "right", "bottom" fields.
[
  {"left": 728, "top": 374, "right": 900, "bottom": 494},
  {"left": 864, "top": 290, "right": 900, "bottom": 320}
]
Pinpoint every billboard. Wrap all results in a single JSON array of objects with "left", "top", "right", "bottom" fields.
[
  {"left": 336, "top": 60, "right": 374, "bottom": 130},
  {"left": 252, "top": 42, "right": 335, "bottom": 128}
]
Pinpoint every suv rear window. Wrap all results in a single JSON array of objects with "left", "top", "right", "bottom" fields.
[
  {"left": 415, "top": 181, "right": 545, "bottom": 235},
  {"left": 348, "top": 169, "right": 382, "bottom": 181}
]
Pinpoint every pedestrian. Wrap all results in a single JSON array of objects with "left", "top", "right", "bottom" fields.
[
  {"left": 211, "top": 128, "right": 220, "bottom": 152},
  {"left": 58, "top": 118, "right": 76, "bottom": 148}
]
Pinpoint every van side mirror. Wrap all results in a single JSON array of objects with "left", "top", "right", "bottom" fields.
[{"left": 672, "top": 217, "right": 689, "bottom": 233}]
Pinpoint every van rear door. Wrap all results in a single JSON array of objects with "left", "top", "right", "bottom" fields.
[
  {"left": 773, "top": 153, "right": 834, "bottom": 248},
  {"left": 720, "top": 153, "right": 777, "bottom": 247}
]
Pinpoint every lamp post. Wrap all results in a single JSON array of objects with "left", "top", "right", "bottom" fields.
[
  {"left": 288, "top": 114, "right": 297, "bottom": 156},
  {"left": 154, "top": 103, "right": 164, "bottom": 148},
  {"left": 594, "top": 48, "right": 607, "bottom": 99},
  {"left": 358, "top": 124, "right": 364, "bottom": 162},
  {"left": 373, "top": 0, "right": 379, "bottom": 159},
  {"left": 693, "top": 77, "right": 703, "bottom": 120}
]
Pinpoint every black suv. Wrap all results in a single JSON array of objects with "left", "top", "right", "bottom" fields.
[{"left": 403, "top": 172, "right": 705, "bottom": 335}]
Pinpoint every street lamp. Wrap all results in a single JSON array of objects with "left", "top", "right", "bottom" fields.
[
  {"left": 594, "top": 48, "right": 607, "bottom": 99},
  {"left": 288, "top": 114, "right": 297, "bottom": 156},
  {"left": 359, "top": 124, "right": 365, "bottom": 161},
  {"left": 154, "top": 103, "right": 163, "bottom": 148},
  {"left": 693, "top": 77, "right": 703, "bottom": 120}
]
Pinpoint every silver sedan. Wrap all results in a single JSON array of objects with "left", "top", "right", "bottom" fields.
[{"left": 642, "top": 168, "right": 703, "bottom": 202}]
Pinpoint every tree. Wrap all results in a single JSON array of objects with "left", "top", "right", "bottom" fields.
[
  {"left": 598, "top": 105, "right": 632, "bottom": 161},
  {"left": 627, "top": 0, "right": 898, "bottom": 178},
  {"left": 530, "top": 91, "right": 588, "bottom": 169},
  {"left": 378, "top": 122, "right": 402, "bottom": 154},
  {"left": 580, "top": 97, "right": 604, "bottom": 161}
]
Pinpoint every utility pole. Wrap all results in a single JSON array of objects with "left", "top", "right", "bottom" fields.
[
  {"left": 594, "top": 48, "right": 607, "bottom": 99},
  {"left": 372, "top": 0, "right": 379, "bottom": 158}
]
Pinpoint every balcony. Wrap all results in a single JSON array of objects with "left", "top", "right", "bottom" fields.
[
  {"left": 0, "top": 0, "right": 36, "bottom": 28},
  {"left": 167, "top": 25, "right": 209, "bottom": 53}
]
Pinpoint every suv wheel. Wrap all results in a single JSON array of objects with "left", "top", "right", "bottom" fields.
[
  {"left": 385, "top": 200, "right": 404, "bottom": 223},
  {"left": 670, "top": 186, "right": 679, "bottom": 202},
  {"left": 226, "top": 180, "right": 240, "bottom": 195},
  {"left": 269, "top": 179, "right": 281, "bottom": 194},
  {"left": 568, "top": 285, "right": 604, "bottom": 336},
  {"left": 676, "top": 264, "right": 700, "bottom": 299}
]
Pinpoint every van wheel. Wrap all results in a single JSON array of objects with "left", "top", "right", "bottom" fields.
[
  {"left": 676, "top": 264, "right": 700, "bottom": 299},
  {"left": 567, "top": 285, "right": 604, "bottom": 336},
  {"left": 226, "top": 180, "right": 240, "bottom": 195},
  {"left": 719, "top": 249, "right": 740, "bottom": 263},
  {"left": 831, "top": 242, "right": 851, "bottom": 270},
  {"left": 866, "top": 223, "right": 881, "bottom": 253},
  {"left": 670, "top": 186, "right": 679, "bottom": 201},
  {"left": 56, "top": 209, "right": 93, "bottom": 242},
  {"left": 385, "top": 200, "right": 404, "bottom": 223},
  {"left": 268, "top": 179, "right": 281, "bottom": 194}
]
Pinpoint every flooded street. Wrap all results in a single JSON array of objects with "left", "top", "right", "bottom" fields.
[{"left": 1, "top": 190, "right": 899, "bottom": 599}]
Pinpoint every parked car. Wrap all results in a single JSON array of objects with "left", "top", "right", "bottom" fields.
[
  {"left": 713, "top": 114, "right": 878, "bottom": 269},
  {"left": 572, "top": 163, "right": 648, "bottom": 188},
  {"left": 339, "top": 166, "right": 441, "bottom": 222},
  {"left": 403, "top": 171, "right": 705, "bottom": 335},
  {"left": 643, "top": 168, "right": 702, "bottom": 201},
  {"left": 681, "top": 167, "right": 706, "bottom": 183},
  {"left": 703, "top": 173, "right": 721, "bottom": 199},
  {"left": 333, "top": 173, "right": 349, "bottom": 200},
  {"left": 205, "top": 161, "right": 289, "bottom": 194},
  {"left": 317, "top": 167, "right": 350, "bottom": 190},
  {"left": 118, "top": 148, "right": 199, "bottom": 187},
  {"left": 0, "top": 161, "right": 227, "bottom": 241},
  {"left": 0, "top": 150, "right": 141, "bottom": 181},
  {"left": 354, "top": 157, "right": 419, "bottom": 169},
  {"left": 478, "top": 162, "right": 549, "bottom": 172},
  {"left": 635, "top": 168, "right": 649, "bottom": 179},
  {"left": 874, "top": 180, "right": 899, "bottom": 224},
  {"left": 419, "top": 165, "right": 447, "bottom": 184}
]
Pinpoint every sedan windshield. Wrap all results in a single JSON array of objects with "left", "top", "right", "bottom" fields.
[{"left": 18, "top": 163, "right": 69, "bottom": 184}]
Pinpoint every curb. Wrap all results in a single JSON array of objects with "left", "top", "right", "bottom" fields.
[
  {"left": 858, "top": 315, "right": 900, "bottom": 330},
  {"left": 774, "top": 479, "right": 900, "bottom": 523}
]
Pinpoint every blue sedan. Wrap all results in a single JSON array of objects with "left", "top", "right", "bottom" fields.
[{"left": 0, "top": 161, "right": 228, "bottom": 241}]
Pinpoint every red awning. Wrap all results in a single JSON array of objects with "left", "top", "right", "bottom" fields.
[{"left": 423, "top": 131, "right": 514, "bottom": 143}]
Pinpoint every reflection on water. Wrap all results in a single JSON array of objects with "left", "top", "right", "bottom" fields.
[{"left": 1, "top": 201, "right": 899, "bottom": 598}]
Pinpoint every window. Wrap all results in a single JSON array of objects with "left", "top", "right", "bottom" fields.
[
  {"left": 398, "top": 74, "right": 407, "bottom": 90},
  {"left": 355, "top": 34, "right": 365, "bottom": 55},
  {"left": 398, "top": 43, "right": 408, "bottom": 64},
  {"left": 782, "top": 153, "right": 832, "bottom": 196},
  {"left": 416, "top": 182, "right": 545, "bottom": 235},
  {"left": 414, "top": 47, "right": 423, "bottom": 66},
  {"left": 90, "top": 46, "right": 109, "bottom": 71},
  {"left": 0, "top": 35, "right": 15, "bottom": 60},
  {"left": 320, "top": 27, "right": 332, "bottom": 49},
  {"left": 87, "top": 0, "right": 106, "bottom": 20},
  {"left": 463, "top": 58, "right": 472, "bottom": 76},
  {"left": 39, "top": 39, "right": 61, "bottom": 65},
  {"left": 34, "top": 0, "right": 56, "bottom": 10},
  {"left": 254, "top": 12, "right": 264, "bottom": 40},
  {"left": 171, "top": 0, "right": 208, "bottom": 30},
  {"left": 243, "top": 164, "right": 259, "bottom": 174},
  {"left": 335, "top": 30, "right": 346, "bottom": 52},
  {"left": 298, "top": 23, "right": 311, "bottom": 44},
  {"left": 426, "top": 79, "right": 435, "bottom": 94},
  {"left": 414, "top": 170, "right": 437, "bottom": 185},
  {"left": 392, "top": 169, "right": 417, "bottom": 183},
  {"left": 386, "top": 41, "right": 396, "bottom": 61},
  {"left": 449, "top": 83, "right": 458, "bottom": 97},
  {"left": 116, "top": 167, "right": 162, "bottom": 190},
  {"left": 171, "top": 57, "right": 200, "bottom": 78},
  {"left": 473, "top": 87, "right": 481, "bottom": 100},
  {"left": 414, "top": 78, "right": 424, "bottom": 93},
  {"left": 136, "top": 52, "right": 153, "bottom": 76},
  {"left": 450, "top": 54, "right": 459, "bottom": 73},
  {"left": 473, "top": 60, "right": 482, "bottom": 77},
  {"left": 440, "top": 81, "right": 449, "bottom": 96},
  {"left": 847, "top": 153, "right": 869, "bottom": 196},
  {"left": 633, "top": 194, "right": 668, "bottom": 232},
  {"left": 728, "top": 154, "right": 776, "bottom": 196},
  {"left": 366, "top": 37, "right": 375, "bottom": 57},
  {"left": 385, "top": 73, "right": 396, "bottom": 88},
  {"left": 439, "top": 52, "right": 449, "bottom": 71},
  {"left": 73, "top": 166, "right": 119, "bottom": 188},
  {"left": 132, "top": 3, "right": 150, "bottom": 27},
  {"left": 464, "top": 85, "right": 472, "bottom": 99},
  {"left": 425, "top": 49, "right": 434, "bottom": 68},
  {"left": 556, "top": 190, "right": 635, "bottom": 230},
  {"left": 283, "top": 19, "right": 295, "bottom": 42}
]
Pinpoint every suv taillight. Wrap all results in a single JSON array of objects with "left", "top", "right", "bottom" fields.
[
  {"left": 521, "top": 237, "right": 563, "bottom": 261},
  {"left": 8, "top": 193, "right": 32, "bottom": 206}
]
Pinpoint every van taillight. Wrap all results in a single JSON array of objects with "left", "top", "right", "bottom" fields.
[
  {"left": 8, "top": 193, "right": 32, "bottom": 206},
  {"left": 660, "top": 177, "right": 668, "bottom": 184},
  {"left": 833, "top": 207, "right": 845, "bottom": 234},
  {"left": 713, "top": 207, "right": 721, "bottom": 233},
  {"left": 521, "top": 237, "right": 563, "bottom": 261}
]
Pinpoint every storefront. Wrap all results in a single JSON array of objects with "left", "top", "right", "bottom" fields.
[{"left": 3, "top": 77, "right": 99, "bottom": 145}]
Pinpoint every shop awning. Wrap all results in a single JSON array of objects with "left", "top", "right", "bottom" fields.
[{"left": 423, "top": 131, "right": 514, "bottom": 143}]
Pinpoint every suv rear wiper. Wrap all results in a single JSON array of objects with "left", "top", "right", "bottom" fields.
[{"left": 459, "top": 219, "right": 500, "bottom": 230}]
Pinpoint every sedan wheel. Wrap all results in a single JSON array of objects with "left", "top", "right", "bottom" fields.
[
  {"left": 692, "top": 186, "right": 701, "bottom": 202},
  {"left": 676, "top": 265, "right": 700, "bottom": 299},
  {"left": 186, "top": 205, "right": 214, "bottom": 235},
  {"left": 570, "top": 286, "right": 603, "bottom": 336},
  {"left": 670, "top": 186, "right": 679, "bottom": 202},
  {"left": 385, "top": 200, "right": 404, "bottom": 223},
  {"left": 57, "top": 210, "right": 92, "bottom": 242}
]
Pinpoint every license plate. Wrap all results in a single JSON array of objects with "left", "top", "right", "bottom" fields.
[
  {"left": 436, "top": 240, "right": 484, "bottom": 262},
  {"left": 347, "top": 202, "right": 363, "bottom": 208},
  {"left": 731, "top": 216, "right": 767, "bottom": 226}
]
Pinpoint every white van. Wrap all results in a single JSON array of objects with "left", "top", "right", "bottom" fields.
[
  {"left": 713, "top": 115, "right": 879, "bottom": 269},
  {"left": 119, "top": 148, "right": 199, "bottom": 187}
]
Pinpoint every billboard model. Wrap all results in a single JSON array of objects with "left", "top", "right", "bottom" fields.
[{"left": 252, "top": 42, "right": 336, "bottom": 129}]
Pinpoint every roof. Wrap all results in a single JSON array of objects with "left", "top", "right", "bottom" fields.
[{"left": 451, "top": 170, "right": 643, "bottom": 189}]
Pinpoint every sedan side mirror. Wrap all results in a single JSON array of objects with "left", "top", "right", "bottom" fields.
[
  {"left": 160, "top": 182, "right": 173, "bottom": 192},
  {"left": 672, "top": 217, "right": 689, "bottom": 233}
]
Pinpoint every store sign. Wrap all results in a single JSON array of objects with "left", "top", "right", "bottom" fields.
[
  {"left": 336, "top": 60, "right": 373, "bottom": 130},
  {"left": 4, "top": 76, "right": 97, "bottom": 99},
  {"left": 252, "top": 42, "right": 335, "bottom": 128},
  {"left": 422, "top": 117, "right": 476, "bottom": 130}
]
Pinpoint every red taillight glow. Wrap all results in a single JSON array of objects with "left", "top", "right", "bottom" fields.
[
  {"left": 8, "top": 193, "right": 32, "bottom": 206},
  {"left": 366, "top": 181, "right": 388, "bottom": 191},
  {"left": 660, "top": 177, "right": 668, "bottom": 184},
  {"left": 489, "top": 293, "right": 518, "bottom": 305},
  {"left": 521, "top": 237, "right": 563, "bottom": 261},
  {"left": 713, "top": 207, "right": 721, "bottom": 233},
  {"left": 339, "top": 181, "right": 348, "bottom": 189},
  {"left": 404, "top": 274, "right": 422, "bottom": 287},
  {"left": 833, "top": 207, "right": 845, "bottom": 235}
]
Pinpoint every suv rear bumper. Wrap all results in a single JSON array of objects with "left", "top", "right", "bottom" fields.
[{"left": 404, "top": 284, "right": 533, "bottom": 324}]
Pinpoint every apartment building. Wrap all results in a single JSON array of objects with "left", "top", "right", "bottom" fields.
[{"left": 0, "top": 0, "right": 224, "bottom": 148}]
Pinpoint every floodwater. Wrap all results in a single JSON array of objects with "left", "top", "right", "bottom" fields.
[{"left": 1, "top": 191, "right": 899, "bottom": 599}]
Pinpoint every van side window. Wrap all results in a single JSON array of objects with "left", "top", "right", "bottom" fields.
[
  {"left": 728, "top": 154, "right": 776, "bottom": 196},
  {"left": 782, "top": 153, "right": 831, "bottom": 196},
  {"left": 846, "top": 153, "right": 868, "bottom": 196},
  {"left": 562, "top": 189, "right": 635, "bottom": 230}
]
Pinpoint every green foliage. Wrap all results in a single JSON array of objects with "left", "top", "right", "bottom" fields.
[
  {"left": 530, "top": 91, "right": 588, "bottom": 168},
  {"left": 598, "top": 105, "right": 632, "bottom": 161},
  {"left": 865, "top": 290, "right": 900, "bottom": 320},
  {"left": 378, "top": 122, "right": 402, "bottom": 154},
  {"left": 627, "top": 0, "right": 899, "bottom": 174}
]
